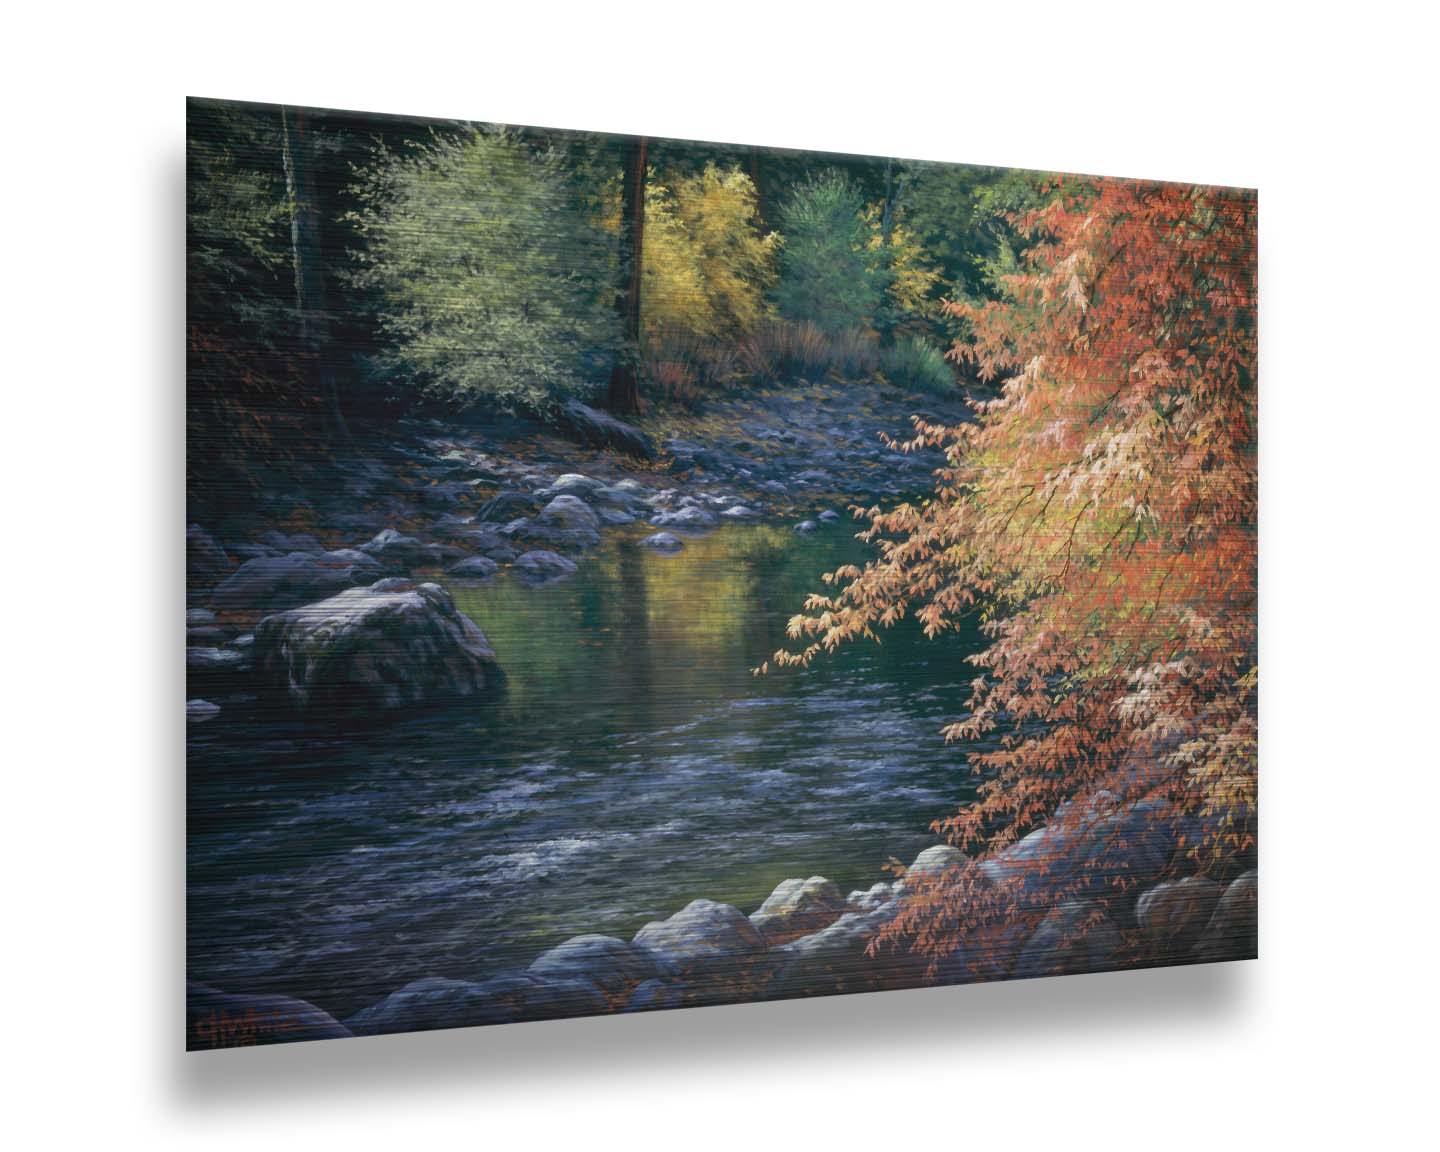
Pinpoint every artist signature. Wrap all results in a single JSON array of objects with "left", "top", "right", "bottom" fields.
[{"left": 190, "top": 1007, "right": 303, "bottom": 1048}]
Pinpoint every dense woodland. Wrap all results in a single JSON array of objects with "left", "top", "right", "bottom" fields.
[{"left": 187, "top": 97, "right": 1038, "bottom": 519}]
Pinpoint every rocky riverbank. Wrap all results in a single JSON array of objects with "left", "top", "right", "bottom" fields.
[
  {"left": 186, "top": 381, "right": 967, "bottom": 721},
  {"left": 188, "top": 825, "right": 1257, "bottom": 1048}
]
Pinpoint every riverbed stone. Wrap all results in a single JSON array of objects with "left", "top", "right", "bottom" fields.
[
  {"left": 1012, "top": 900, "right": 1123, "bottom": 979},
  {"left": 846, "top": 882, "right": 896, "bottom": 912},
  {"left": 720, "top": 504, "right": 760, "bottom": 520},
  {"left": 769, "top": 902, "right": 906, "bottom": 997},
  {"left": 447, "top": 555, "right": 499, "bottom": 580},
  {"left": 818, "top": 509, "right": 841, "bottom": 522},
  {"left": 358, "top": 528, "right": 464, "bottom": 570},
  {"left": 187, "top": 524, "right": 232, "bottom": 583},
  {"left": 793, "top": 519, "right": 818, "bottom": 534},
  {"left": 212, "top": 549, "right": 381, "bottom": 612},
  {"left": 186, "top": 699, "right": 221, "bottom": 722},
  {"left": 527, "top": 934, "right": 663, "bottom": 1003},
  {"left": 1191, "top": 871, "right": 1257, "bottom": 963},
  {"left": 1137, "top": 876, "right": 1224, "bottom": 954},
  {"left": 254, "top": 580, "right": 501, "bottom": 712},
  {"left": 750, "top": 876, "right": 846, "bottom": 946},
  {"left": 625, "top": 978, "right": 688, "bottom": 1013},
  {"left": 640, "top": 531, "right": 685, "bottom": 553},
  {"left": 901, "top": 844, "right": 965, "bottom": 888},
  {"left": 344, "top": 973, "right": 606, "bottom": 1036},
  {"left": 511, "top": 550, "right": 578, "bottom": 585},
  {"left": 633, "top": 899, "right": 766, "bottom": 979},
  {"left": 650, "top": 505, "right": 717, "bottom": 532}
]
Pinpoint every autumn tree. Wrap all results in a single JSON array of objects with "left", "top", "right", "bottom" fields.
[{"left": 772, "top": 177, "right": 1257, "bottom": 967}]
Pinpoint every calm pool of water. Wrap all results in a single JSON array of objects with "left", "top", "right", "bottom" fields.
[{"left": 186, "top": 520, "right": 987, "bottom": 1018}]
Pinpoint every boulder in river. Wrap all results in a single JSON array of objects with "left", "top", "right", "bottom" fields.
[
  {"left": 447, "top": 555, "right": 499, "bottom": 580},
  {"left": 187, "top": 982, "right": 350, "bottom": 1049},
  {"left": 511, "top": 549, "right": 578, "bottom": 585},
  {"left": 212, "top": 549, "right": 381, "bottom": 613},
  {"left": 344, "top": 973, "right": 606, "bottom": 1036},
  {"left": 1011, "top": 900, "right": 1123, "bottom": 979},
  {"left": 254, "top": 580, "right": 502, "bottom": 712},
  {"left": 525, "top": 494, "right": 602, "bottom": 549},
  {"left": 625, "top": 978, "right": 688, "bottom": 1013},
  {"left": 793, "top": 519, "right": 818, "bottom": 534},
  {"left": 769, "top": 901, "right": 906, "bottom": 998},
  {"left": 186, "top": 699, "right": 221, "bottom": 723},
  {"left": 527, "top": 934, "right": 663, "bottom": 1004},
  {"left": 633, "top": 899, "right": 766, "bottom": 981},
  {"left": 640, "top": 531, "right": 685, "bottom": 553},
  {"left": 187, "top": 524, "right": 231, "bottom": 584},
  {"left": 1191, "top": 870, "right": 1257, "bottom": 963},
  {"left": 818, "top": 509, "right": 841, "bottom": 523},
  {"left": 750, "top": 876, "right": 846, "bottom": 946},
  {"left": 1137, "top": 875, "right": 1224, "bottom": 955},
  {"left": 358, "top": 528, "right": 464, "bottom": 570},
  {"left": 720, "top": 504, "right": 760, "bottom": 520},
  {"left": 650, "top": 505, "right": 717, "bottom": 532}
]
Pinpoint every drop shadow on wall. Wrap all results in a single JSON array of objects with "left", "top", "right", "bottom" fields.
[{"left": 170, "top": 959, "right": 1253, "bottom": 1111}]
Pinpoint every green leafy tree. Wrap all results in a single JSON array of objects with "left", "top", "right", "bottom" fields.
[
  {"left": 773, "top": 173, "right": 881, "bottom": 334},
  {"left": 350, "top": 128, "right": 614, "bottom": 412}
]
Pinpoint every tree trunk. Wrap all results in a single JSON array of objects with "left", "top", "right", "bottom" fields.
[
  {"left": 607, "top": 135, "right": 647, "bottom": 415},
  {"left": 280, "top": 106, "right": 350, "bottom": 445}
]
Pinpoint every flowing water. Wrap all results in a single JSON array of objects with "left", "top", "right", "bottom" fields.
[{"left": 187, "top": 519, "right": 989, "bottom": 1019}]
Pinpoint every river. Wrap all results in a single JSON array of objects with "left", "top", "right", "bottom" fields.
[{"left": 186, "top": 518, "right": 988, "bottom": 1020}]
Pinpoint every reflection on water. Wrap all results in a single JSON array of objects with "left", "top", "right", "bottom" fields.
[{"left": 187, "top": 521, "right": 988, "bottom": 1018}]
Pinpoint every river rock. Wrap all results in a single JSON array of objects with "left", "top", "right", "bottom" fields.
[
  {"left": 212, "top": 549, "right": 381, "bottom": 612},
  {"left": 476, "top": 490, "right": 539, "bottom": 524},
  {"left": 846, "top": 882, "right": 896, "bottom": 912},
  {"left": 555, "top": 398, "right": 655, "bottom": 459},
  {"left": 750, "top": 876, "right": 846, "bottom": 946},
  {"left": 720, "top": 504, "right": 760, "bottom": 520},
  {"left": 793, "top": 520, "right": 818, "bottom": 534},
  {"left": 534, "top": 473, "right": 605, "bottom": 502},
  {"left": 526, "top": 494, "right": 602, "bottom": 549},
  {"left": 527, "top": 934, "right": 662, "bottom": 1003},
  {"left": 1191, "top": 871, "right": 1257, "bottom": 963},
  {"left": 818, "top": 509, "right": 841, "bottom": 523},
  {"left": 640, "top": 532, "right": 684, "bottom": 553},
  {"left": 187, "top": 982, "right": 350, "bottom": 1049},
  {"left": 358, "top": 528, "right": 464, "bottom": 569},
  {"left": 901, "top": 844, "right": 965, "bottom": 888},
  {"left": 650, "top": 506, "right": 717, "bottom": 532},
  {"left": 447, "top": 555, "right": 499, "bottom": 580},
  {"left": 186, "top": 699, "right": 221, "bottom": 722},
  {"left": 186, "top": 608, "right": 226, "bottom": 646},
  {"left": 1137, "top": 876, "right": 1224, "bottom": 954},
  {"left": 1012, "top": 900, "right": 1123, "bottom": 979},
  {"left": 254, "top": 581, "right": 501, "bottom": 712},
  {"left": 625, "top": 979, "right": 688, "bottom": 1013},
  {"left": 187, "top": 524, "right": 231, "bottom": 583},
  {"left": 633, "top": 899, "right": 766, "bottom": 979},
  {"left": 512, "top": 550, "right": 578, "bottom": 585},
  {"left": 769, "top": 902, "right": 905, "bottom": 997},
  {"left": 344, "top": 974, "right": 606, "bottom": 1036}
]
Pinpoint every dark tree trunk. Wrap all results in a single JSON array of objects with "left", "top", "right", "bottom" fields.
[
  {"left": 607, "top": 135, "right": 647, "bottom": 415},
  {"left": 281, "top": 106, "right": 350, "bottom": 445}
]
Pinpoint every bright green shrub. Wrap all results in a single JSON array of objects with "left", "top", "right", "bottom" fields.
[{"left": 773, "top": 173, "right": 881, "bottom": 334}]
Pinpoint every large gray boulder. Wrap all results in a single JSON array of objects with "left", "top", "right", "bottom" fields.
[
  {"left": 1191, "top": 871, "right": 1257, "bottom": 963},
  {"left": 524, "top": 494, "right": 601, "bottom": 549},
  {"left": 186, "top": 524, "right": 231, "bottom": 584},
  {"left": 534, "top": 474, "right": 606, "bottom": 502},
  {"left": 187, "top": 982, "right": 350, "bottom": 1049},
  {"left": 650, "top": 506, "right": 717, "bottom": 532},
  {"left": 769, "top": 902, "right": 906, "bottom": 997},
  {"left": 1137, "top": 876, "right": 1224, "bottom": 955},
  {"left": 511, "top": 550, "right": 578, "bottom": 585},
  {"left": 344, "top": 974, "right": 606, "bottom": 1036},
  {"left": 1011, "top": 900, "right": 1123, "bottom": 979},
  {"left": 750, "top": 876, "right": 846, "bottom": 946},
  {"left": 358, "top": 528, "right": 464, "bottom": 570},
  {"left": 527, "top": 934, "right": 662, "bottom": 1004},
  {"left": 254, "top": 581, "right": 501, "bottom": 712},
  {"left": 212, "top": 549, "right": 381, "bottom": 612},
  {"left": 447, "top": 555, "right": 499, "bottom": 580},
  {"left": 633, "top": 899, "right": 766, "bottom": 980},
  {"left": 555, "top": 398, "right": 655, "bottom": 460}
]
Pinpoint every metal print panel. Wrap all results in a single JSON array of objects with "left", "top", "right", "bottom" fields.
[{"left": 186, "top": 97, "right": 1257, "bottom": 1050}]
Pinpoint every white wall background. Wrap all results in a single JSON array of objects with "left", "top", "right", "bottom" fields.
[{"left": 3, "top": 2, "right": 1435, "bottom": 1146}]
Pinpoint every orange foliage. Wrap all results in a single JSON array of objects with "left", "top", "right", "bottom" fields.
[{"left": 773, "top": 177, "right": 1257, "bottom": 966}]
